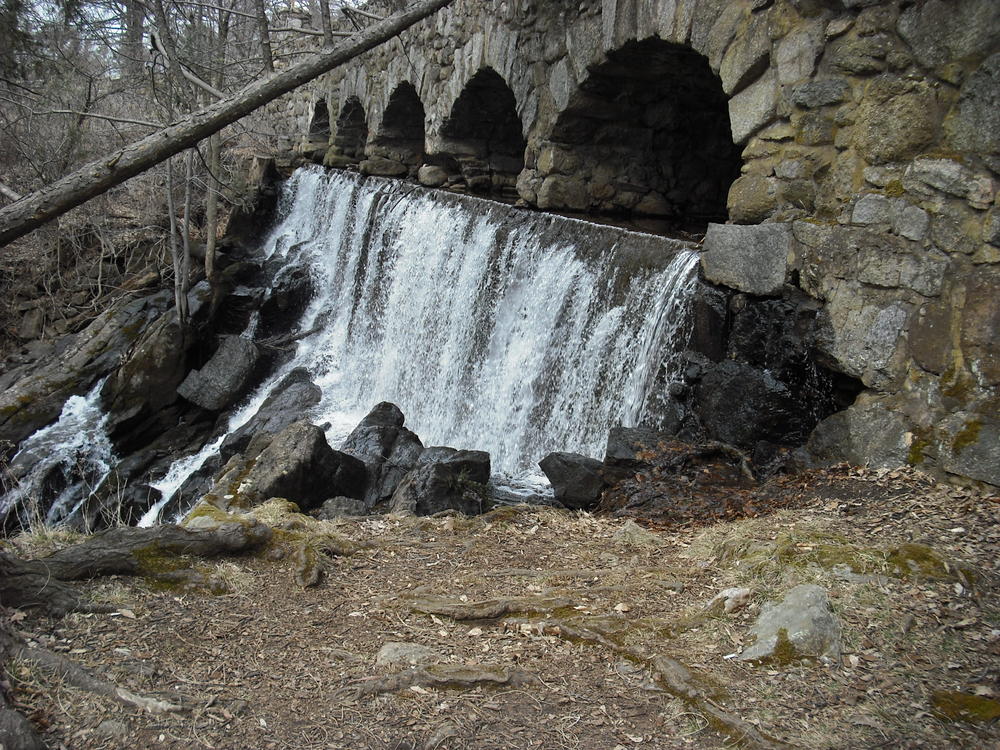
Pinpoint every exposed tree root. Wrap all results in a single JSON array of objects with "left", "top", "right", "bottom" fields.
[
  {"left": 339, "top": 663, "right": 535, "bottom": 700},
  {"left": 10, "top": 638, "right": 186, "bottom": 714},
  {"left": 405, "top": 595, "right": 575, "bottom": 620},
  {"left": 508, "top": 618, "right": 795, "bottom": 750}
]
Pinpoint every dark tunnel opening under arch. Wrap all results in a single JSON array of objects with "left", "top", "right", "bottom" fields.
[
  {"left": 334, "top": 97, "right": 369, "bottom": 161},
  {"left": 545, "top": 37, "right": 742, "bottom": 229},
  {"left": 372, "top": 82, "right": 426, "bottom": 168},
  {"left": 439, "top": 68, "right": 526, "bottom": 197}
]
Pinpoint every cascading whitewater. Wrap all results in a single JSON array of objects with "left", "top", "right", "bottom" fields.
[
  {"left": 253, "top": 166, "right": 698, "bottom": 479},
  {"left": 0, "top": 381, "right": 116, "bottom": 529},
  {"left": 12, "top": 164, "right": 701, "bottom": 528}
]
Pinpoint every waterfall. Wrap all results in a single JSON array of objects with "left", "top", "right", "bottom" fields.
[
  {"left": 10, "top": 164, "right": 701, "bottom": 528},
  {"left": 255, "top": 166, "right": 699, "bottom": 479},
  {"left": 0, "top": 381, "right": 116, "bottom": 528}
]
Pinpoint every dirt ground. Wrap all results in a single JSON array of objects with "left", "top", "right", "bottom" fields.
[{"left": 6, "top": 465, "right": 1000, "bottom": 749}]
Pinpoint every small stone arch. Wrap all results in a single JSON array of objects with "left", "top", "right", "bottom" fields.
[
  {"left": 372, "top": 82, "right": 426, "bottom": 168},
  {"left": 439, "top": 67, "right": 526, "bottom": 196},
  {"left": 539, "top": 37, "right": 741, "bottom": 228},
  {"left": 333, "top": 97, "right": 369, "bottom": 162}
]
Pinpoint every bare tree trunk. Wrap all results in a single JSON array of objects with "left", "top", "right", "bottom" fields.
[
  {"left": 123, "top": 0, "right": 146, "bottom": 82},
  {"left": 252, "top": 0, "right": 275, "bottom": 72},
  {"left": 204, "top": 132, "right": 221, "bottom": 282},
  {"left": 0, "top": 0, "right": 455, "bottom": 248},
  {"left": 318, "top": 0, "right": 334, "bottom": 46}
]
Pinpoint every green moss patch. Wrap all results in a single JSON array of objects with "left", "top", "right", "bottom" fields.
[{"left": 931, "top": 691, "right": 1000, "bottom": 723}]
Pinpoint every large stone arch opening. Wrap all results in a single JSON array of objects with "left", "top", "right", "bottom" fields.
[
  {"left": 540, "top": 37, "right": 741, "bottom": 229},
  {"left": 439, "top": 68, "right": 526, "bottom": 196},
  {"left": 372, "top": 82, "right": 426, "bottom": 170},
  {"left": 333, "top": 97, "right": 369, "bottom": 162}
]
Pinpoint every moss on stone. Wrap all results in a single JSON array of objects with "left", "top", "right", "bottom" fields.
[
  {"left": 931, "top": 690, "right": 1000, "bottom": 723},
  {"left": 883, "top": 179, "right": 905, "bottom": 197},
  {"left": 951, "top": 419, "right": 981, "bottom": 454},
  {"left": 907, "top": 428, "right": 934, "bottom": 466},
  {"left": 886, "top": 543, "right": 978, "bottom": 587}
]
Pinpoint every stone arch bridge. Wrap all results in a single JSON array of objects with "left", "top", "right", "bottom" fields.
[{"left": 259, "top": 0, "right": 1000, "bottom": 486}]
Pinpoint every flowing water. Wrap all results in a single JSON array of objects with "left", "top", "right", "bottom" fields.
[
  {"left": 0, "top": 381, "right": 116, "bottom": 528},
  {"left": 13, "top": 166, "right": 702, "bottom": 527}
]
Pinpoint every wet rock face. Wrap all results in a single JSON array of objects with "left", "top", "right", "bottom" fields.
[
  {"left": 341, "top": 402, "right": 425, "bottom": 510},
  {"left": 177, "top": 336, "right": 259, "bottom": 412},
  {"left": 538, "top": 452, "right": 615, "bottom": 511},
  {"left": 210, "top": 421, "right": 367, "bottom": 512},
  {"left": 389, "top": 449, "right": 490, "bottom": 516},
  {"left": 650, "top": 281, "right": 863, "bottom": 459},
  {"left": 220, "top": 368, "right": 321, "bottom": 462}
]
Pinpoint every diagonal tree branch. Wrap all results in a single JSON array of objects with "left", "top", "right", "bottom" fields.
[{"left": 0, "top": 0, "right": 455, "bottom": 248}]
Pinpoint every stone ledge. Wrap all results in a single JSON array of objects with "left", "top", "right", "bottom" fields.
[{"left": 700, "top": 222, "right": 795, "bottom": 296}]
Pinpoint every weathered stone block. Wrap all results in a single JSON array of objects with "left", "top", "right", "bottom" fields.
[
  {"left": 790, "top": 79, "right": 851, "bottom": 109},
  {"left": 943, "top": 53, "right": 1000, "bottom": 158},
  {"left": 898, "top": 0, "right": 998, "bottom": 71},
  {"left": 417, "top": 165, "right": 448, "bottom": 187},
  {"left": 854, "top": 79, "right": 939, "bottom": 164},
  {"left": 701, "top": 222, "right": 794, "bottom": 296},
  {"left": 960, "top": 269, "right": 1000, "bottom": 386},
  {"left": 727, "top": 174, "right": 780, "bottom": 224},
  {"left": 537, "top": 174, "right": 590, "bottom": 211},
  {"left": 360, "top": 156, "right": 407, "bottom": 177},
  {"left": 939, "top": 414, "right": 1000, "bottom": 487},
  {"left": 851, "top": 193, "right": 891, "bottom": 226},
  {"left": 774, "top": 22, "right": 823, "bottom": 84},
  {"left": 719, "top": 13, "right": 771, "bottom": 95},
  {"left": 728, "top": 70, "right": 778, "bottom": 143}
]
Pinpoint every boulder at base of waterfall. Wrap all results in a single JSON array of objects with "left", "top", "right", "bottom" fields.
[
  {"left": 604, "top": 427, "right": 675, "bottom": 469},
  {"left": 739, "top": 584, "right": 842, "bottom": 664},
  {"left": 389, "top": 448, "right": 491, "bottom": 516},
  {"left": 538, "top": 452, "right": 614, "bottom": 511},
  {"left": 315, "top": 496, "right": 368, "bottom": 519},
  {"left": 208, "top": 421, "right": 367, "bottom": 511},
  {"left": 177, "top": 336, "right": 259, "bottom": 412},
  {"left": 220, "top": 368, "right": 321, "bottom": 461},
  {"left": 341, "top": 403, "right": 425, "bottom": 510}
]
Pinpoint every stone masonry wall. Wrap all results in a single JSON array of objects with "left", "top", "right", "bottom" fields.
[{"left": 249, "top": 0, "right": 999, "bottom": 487}]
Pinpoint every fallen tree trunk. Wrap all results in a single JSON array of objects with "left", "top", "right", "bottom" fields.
[
  {"left": 0, "top": 0, "right": 455, "bottom": 248},
  {"left": 0, "top": 522, "right": 271, "bottom": 615}
]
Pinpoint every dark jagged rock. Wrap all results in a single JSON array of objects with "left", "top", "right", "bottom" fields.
[
  {"left": 207, "top": 421, "right": 366, "bottom": 512},
  {"left": 257, "top": 264, "right": 314, "bottom": 338},
  {"left": 604, "top": 427, "right": 675, "bottom": 469},
  {"left": 0, "top": 289, "right": 174, "bottom": 448},
  {"left": 341, "top": 402, "right": 425, "bottom": 509},
  {"left": 417, "top": 447, "right": 490, "bottom": 484},
  {"left": 539, "top": 452, "right": 613, "bottom": 511},
  {"left": 100, "top": 282, "right": 215, "bottom": 447},
  {"left": 693, "top": 360, "right": 802, "bottom": 448},
  {"left": 220, "top": 368, "right": 322, "bottom": 461},
  {"left": 177, "top": 336, "right": 259, "bottom": 412},
  {"left": 389, "top": 449, "right": 490, "bottom": 516}
]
